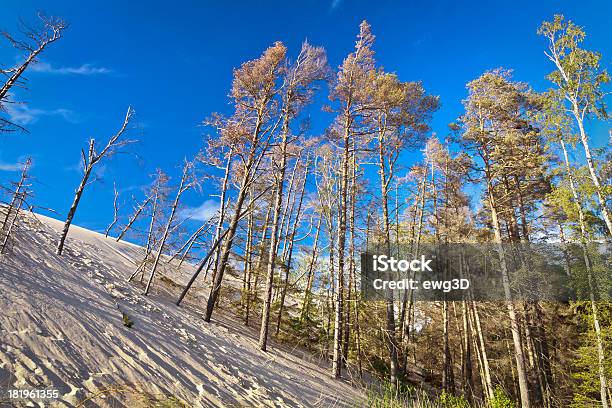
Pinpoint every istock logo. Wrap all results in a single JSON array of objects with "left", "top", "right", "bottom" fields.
[{"left": 372, "top": 254, "right": 433, "bottom": 272}]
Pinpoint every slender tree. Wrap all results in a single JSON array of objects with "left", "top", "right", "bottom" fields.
[
  {"left": 462, "top": 70, "right": 535, "bottom": 408},
  {"left": 57, "top": 107, "right": 134, "bottom": 255},
  {"left": 327, "top": 20, "right": 376, "bottom": 379},
  {"left": 204, "top": 43, "right": 286, "bottom": 322},
  {"left": 144, "top": 159, "right": 198, "bottom": 295},
  {"left": 105, "top": 182, "right": 120, "bottom": 237},
  {"left": 258, "top": 42, "right": 328, "bottom": 350},
  {"left": 538, "top": 15, "right": 611, "bottom": 236}
]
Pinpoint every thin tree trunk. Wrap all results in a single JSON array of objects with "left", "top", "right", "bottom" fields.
[
  {"left": 208, "top": 148, "right": 233, "bottom": 282},
  {"left": 246, "top": 199, "right": 273, "bottom": 325},
  {"left": 116, "top": 196, "right": 151, "bottom": 242},
  {"left": 258, "top": 110, "right": 291, "bottom": 351},
  {"left": 560, "top": 139, "right": 609, "bottom": 408},
  {"left": 300, "top": 214, "right": 322, "bottom": 323},
  {"left": 144, "top": 165, "right": 190, "bottom": 295},
  {"left": 56, "top": 163, "right": 93, "bottom": 255},
  {"left": 241, "top": 189, "right": 255, "bottom": 314},
  {"left": 275, "top": 158, "right": 309, "bottom": 335},
  {"left": 572, "top": 107, "right": 612, "bottom": 236},
  {"left": 105, "top": 183, "right": 120, "bottom": 237}
]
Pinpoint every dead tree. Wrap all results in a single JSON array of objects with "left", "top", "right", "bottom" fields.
[
  {"left": 0, "top": 158, "right": 32, "bottom": 253},
  {"left": 203, "top": 43, "right": 286, "bottom": 323},
  {"left": 144, "top": 159, "right": 198, "bottom": 295},
  {"left": 104, "top": 182, "right": 120, "bottom": 237},
  {"left": 175, "top": 188, "right": 270, "bottom": 307},
  {"left": 258, "top": 41, "right": 328, "bottom": 351},
  {"left": 129, "top": 170, "right": 168, "bottom": 282},
  {"left": 1, "top": 13, "right": 66, "bottom": 133},
  {"left": 56, "top": 107, "right": 134, "bottom": 255},
  {"left": 116, "top": 195, "right": 152, "bottom": 242},
  {"left": 1, "top": 158, "right": 32, "bottom": 229}
]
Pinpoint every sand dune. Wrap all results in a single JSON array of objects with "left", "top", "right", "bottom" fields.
[{"left": 0, "top": 212, "right": 366, "bottom": 407}]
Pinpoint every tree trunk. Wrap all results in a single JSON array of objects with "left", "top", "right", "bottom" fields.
[
  {"left": 258, "top": 112, "right": 290, "bottom": 351},
  {"left": 560, "top": 139, "right": 609, "bottom": 408},
  {"left": 56, "top": 165, "right": 93, "bottom": 255},
  {"left": 573, "top": 107, "right": 612, "bottom": 236},
  {"left": 144, "top": 166, "right": 189, "bottom": 295},
  {"left": 275, "top": 157, "right": 309, "bottom": 336},
  {"left": 246, "top": 200, "right": 273, "bottom": 325},
  {"left": 300, "top": 214, "right": 322, "bottom": 323},
  {"left": 207, "top": 148, "right": 233, "bottom": 282},
  {"left": 116, "top": 196, "right": 151, "bottom": 242},
  {"left": 486, "top": 175, "right": 531, "bottom": 408}
]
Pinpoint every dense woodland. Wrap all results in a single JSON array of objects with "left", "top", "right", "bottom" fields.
[{"left": 1, "top": 12, "right": 611, "bottom": 408}]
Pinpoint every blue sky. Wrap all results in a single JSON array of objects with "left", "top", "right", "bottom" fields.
[{"left": 0, "top": 0, "right": 610, "bottom": 234}]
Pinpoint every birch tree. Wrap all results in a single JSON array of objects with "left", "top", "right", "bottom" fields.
[
  {"left": 541, "top": 93, "right": 609, "bottom": 408},
  {"left": 538, "top": 15, "right": 611, "bottom": 236}
]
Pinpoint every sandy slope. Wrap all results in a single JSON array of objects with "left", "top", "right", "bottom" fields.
[{"left": 0, "top": 212, "right": 366, "bottom": 407}]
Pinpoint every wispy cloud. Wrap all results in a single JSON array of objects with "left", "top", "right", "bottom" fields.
[
  {"left": 179, "top": 200, "right": 219, "bottom": 222},
  {"left": 0, "top": 160, "right": 24, "bottom": 171},
  {"left": 329, "top": 0, "right": 342, "bottom": 11},
  {"left": 0, "top": 156, "right": 33, "bottom": 172},
  {"left": 30, "top": 60, "right": 114, "bottom": 76},
  {"left": 6, "top": 103, "right": 79, "bottom": 125},
  {"left": 412, "top": 33, "right": 432, "bottom": 48}
]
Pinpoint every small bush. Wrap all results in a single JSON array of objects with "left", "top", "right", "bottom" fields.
[
  {"left": 437, "top": 391, "right": 470, "bottom": 408},
  {"left": 122, "top": 312, "right": 134, "bottom": 328},
  {"left": 489, "top": 386, "right": 515, "bottom": 408}
]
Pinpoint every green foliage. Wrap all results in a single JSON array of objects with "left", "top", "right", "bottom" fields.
[
  {"left": 122, "top": 312, "right": 134, "bottom": 328},
  {"left": 365, "top": 383, "right": 474, "bottom": 408},
  {"left": 538, "top": 14, "right": 610, "bottom": 118},
  {"left": 151, "top": 395, "right": 189, "bottom": 408},
  {"left": 571, "top": 301, "right": 612, "bottom": 407},
  {"left": 437, "top": 391, "right": 470, "bottom": 408},
  {"left": 488, "top": 386, "right": 516, "bottom": 408},
  {"left": 366, "top": 382, "right": 412, "bottom": 408}
]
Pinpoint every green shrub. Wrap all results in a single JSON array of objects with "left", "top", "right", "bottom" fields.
[
  {"left": 489, "top": 386, "right": 515, "bottom": 408},
  {"left": 437, "top": 391, "right": 470, "bottom": 408},
  {"left": 122, "top": 312, "right": 134, "bottom": 328}
]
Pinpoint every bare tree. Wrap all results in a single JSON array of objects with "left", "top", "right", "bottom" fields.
[
  {"left": 56, "top": 107, "right": 135, "bottom": 255},
  {"left": 0, "top": 158, "right": 32, "bottom": 253},
  {"left": 104, "top": 182, "right": 120, "bottom": 237},
  {"left": 144, "top": 159, "right": 199, "bottom": 295},
  {"left": 1, "top": 13, "right": 67, "bottom": 133},
  {"left": 129, "top": 170, "right": 169, "bottom": 282},
  {"left": 116, "top": 195, "right": 152, "bottom": 242}
]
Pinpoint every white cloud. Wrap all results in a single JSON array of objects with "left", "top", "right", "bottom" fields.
[
  {"left": 0, "top": 156, "right": 33, "bottom": 172},
  {"left": 179, "top": 200, "right": 219, "bottom": 222},
  {"left": 0, "top": 160, "right": 24, "bottom": 171},
  {"left": 330, "top": 0, "right": 342, "bottom": 10},
  {"left": 5, "top": 104, "right": 78, "bottom": 125},
  {"left": 30, "top": 61, "right": 113, "bottom": 76}
]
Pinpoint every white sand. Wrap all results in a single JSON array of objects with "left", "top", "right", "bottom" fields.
[{"left": 0, "top": 212, "right": 366, "bottom": 407}]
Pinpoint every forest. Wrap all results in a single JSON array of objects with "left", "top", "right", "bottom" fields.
[{"left": 0, "top": 10, "right": 610, "bottom": 408}]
